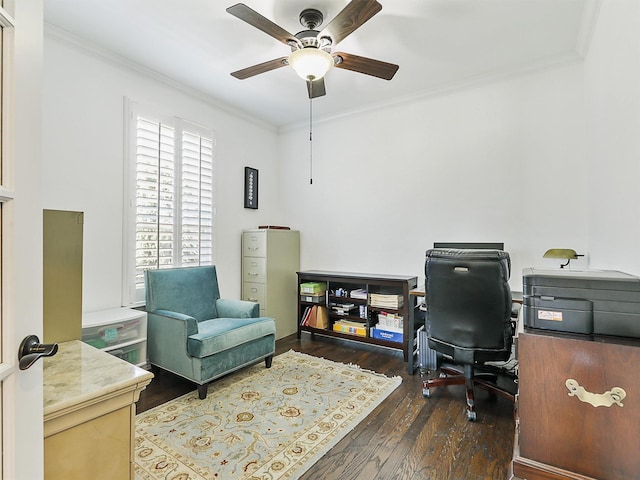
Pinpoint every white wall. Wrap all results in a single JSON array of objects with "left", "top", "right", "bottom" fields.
[
  {"left": 279, "top": 63, "right": 588, "bottom": 291},
  {"left": 43, "top": 0, "right": 640, "bottom": 310},
  {"left": 43, "top": 33, "right": 282, "bottom": 312},
  {"left": 584, "top": 0, "right": 640, "bottom": 275}
]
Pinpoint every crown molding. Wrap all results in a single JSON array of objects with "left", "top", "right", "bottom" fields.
[
  {"left": 44, "top": 23, "right": 278, "bottom": 133},
  {"left": 279, "top": 53, "right": 584, "bottom": 133}
]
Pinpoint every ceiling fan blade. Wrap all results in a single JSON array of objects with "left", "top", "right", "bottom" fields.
[
  {"left": 307, "top": 78, "right": 326, "bottom": 99},
  {"left": 231, "top": 56, "right": 289, "bottom": 80},
  {"left": 227, "top": 3, "right": 300, "bottom": 48},
  {"left": 318, "top": 0, "right": 382, "bottom": 46},
  {"left": 333, "top": 52, "right": 399, "bottom": 80}
]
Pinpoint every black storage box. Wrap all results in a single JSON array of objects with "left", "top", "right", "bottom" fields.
[{"left": 522, "top": 268, "right": 640, "bottom": 338}]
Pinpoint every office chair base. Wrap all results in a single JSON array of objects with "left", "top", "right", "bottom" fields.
[{"left": 422, "top": 365, "right": 514, "bottom": 421}]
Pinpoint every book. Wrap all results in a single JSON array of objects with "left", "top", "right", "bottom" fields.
[
  {"left": 369, "top": 293, "right": 404, "bottom": 309},
  {"left": 330, "top": 303, "right": 358, "bottom": 315},
  {"left": 305, "top": 305, "right": 328, "bottom": 329},
  {"left": 300, "top": 306, "right": 311, "bottom": 326},
  {"left": 377, "top": 311, "right": 403, "bottom": 329},
  {"left": 350, "top": 288, "right": 368, "bottom": 300}
]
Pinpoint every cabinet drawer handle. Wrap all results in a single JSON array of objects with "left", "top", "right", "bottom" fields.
[
  {"left": 248, "top": 272, "right": 259, "bottom": 276},
  {"left": 565, "top": 379, "right": 626, "bottom": 408}
]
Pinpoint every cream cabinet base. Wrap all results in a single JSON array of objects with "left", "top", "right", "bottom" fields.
[
  {"left": 45, "top": 406, "right": 132, "bottom": 480},
  {"left": 43, "top": 341, "right": 153, "bottom": 480}
]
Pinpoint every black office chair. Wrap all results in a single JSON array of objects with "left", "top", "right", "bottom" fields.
[{"left": 422, "top": 248, "right": 515, "bottom": 421}]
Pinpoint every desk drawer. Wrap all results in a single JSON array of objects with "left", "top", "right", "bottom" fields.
[
  {"left": 243, "top": 257, "right": 266, "bottom": 283},
  {"left": 518, "top": 333, "right": 640, "bottom": 479}
]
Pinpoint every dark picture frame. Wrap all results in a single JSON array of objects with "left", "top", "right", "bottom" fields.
[{"left": 244, "top": 167, "right": 258, "bottom": 209}]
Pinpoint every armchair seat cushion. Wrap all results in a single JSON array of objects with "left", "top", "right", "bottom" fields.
[{"left": 187, "top": 316, "right": 275, "bottom": 358}]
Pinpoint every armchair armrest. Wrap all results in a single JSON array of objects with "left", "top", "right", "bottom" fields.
[
  {"left": 216, "top": 298, "right": 259, "bottom": 318},
  {"left": 151, "top": 309, "right": 199, "bottom": 337},
  {"left": 146, "top": 309, "right": 199, "bottom": 379}
]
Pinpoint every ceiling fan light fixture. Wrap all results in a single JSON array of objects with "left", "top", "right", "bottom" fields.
[{"left": 288, "top": 47, "right": 333, "bottom": 81}]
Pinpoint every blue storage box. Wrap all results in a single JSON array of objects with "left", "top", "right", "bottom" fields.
[{"left": 371, "top": 327, "right": 403, "bottom": 343}]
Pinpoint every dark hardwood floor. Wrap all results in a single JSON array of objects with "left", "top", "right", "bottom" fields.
[{"left": 137, "top": 333, "right": 517, "bottom": 480}]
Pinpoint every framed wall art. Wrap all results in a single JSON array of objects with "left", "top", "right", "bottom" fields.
[{"left": 244, "top": 167, "right": 258, "bottom": 209}]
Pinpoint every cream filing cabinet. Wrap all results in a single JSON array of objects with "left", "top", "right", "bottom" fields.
[{"left": 242, "top": 229, "right": 300, "bottom": 339}]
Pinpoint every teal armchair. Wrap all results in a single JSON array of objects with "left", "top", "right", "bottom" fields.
[{"left": 145, "top": 265, "right": 275, "bottom": 399}]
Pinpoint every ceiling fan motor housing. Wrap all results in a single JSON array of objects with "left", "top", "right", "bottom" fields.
[
  {"left": 294, "top": 30, "right": 322, "bottom": 50},
  {"left": 299, "top": 8, "right": 323, "bottom": 29}
]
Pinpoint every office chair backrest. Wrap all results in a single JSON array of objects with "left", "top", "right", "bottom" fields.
[{"left": 425, "top": 248, "right": 512, "bottom": 364}]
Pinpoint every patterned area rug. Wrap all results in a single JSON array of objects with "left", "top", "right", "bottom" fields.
[{"left": 135, "top": 350, "right": 401, "bottom": 480}]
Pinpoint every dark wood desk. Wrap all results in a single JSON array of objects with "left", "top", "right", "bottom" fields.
[{"left": 512, "top": 329, "right": 640, "bottom": 480}]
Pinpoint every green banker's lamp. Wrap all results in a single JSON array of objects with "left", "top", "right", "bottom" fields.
[{"left": 543, "top": 248, "right": 584, "bottom": 268}]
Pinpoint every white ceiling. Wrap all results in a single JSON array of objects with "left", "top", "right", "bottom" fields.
[{"left": 43, "top": 0, "right": 598, "bottom": 129}]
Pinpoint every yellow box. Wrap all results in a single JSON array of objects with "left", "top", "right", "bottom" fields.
[{"left": 332, "top": 321, "right": 367, "bottom": 337}]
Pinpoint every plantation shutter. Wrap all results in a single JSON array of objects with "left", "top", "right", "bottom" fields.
[
  {"left": 135, "top": 117, "right": 176, "bottom": 289},
  {"left": 131, "top": 113, "right": 215, "bottom": 295},
  {"left": 180, "top": 129, "right": 214, "bottom": 266}
]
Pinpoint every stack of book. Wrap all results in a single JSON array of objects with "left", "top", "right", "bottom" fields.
[
  {"left": 331, "top": 303, "right": 358, "bottom": 316},
  {"left": 369, "top": 293, "right": 404, "bottom": 309},
  {"left": 349, "top": 288, "right": 367, "bottom": 300},
  {"left": 377, "top": 311, "right": 403, "bottom": 330}
]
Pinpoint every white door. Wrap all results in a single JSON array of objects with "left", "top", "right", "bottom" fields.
[{"left": 1, "top": 1, "right": 45, "bottom": 479}]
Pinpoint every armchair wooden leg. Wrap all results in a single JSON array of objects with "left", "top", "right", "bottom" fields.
[
  {"left": 265, "top": 355, "right": 273, "bottom": 368},
  {"left": 197, "top": 384, "right": 208, "bottom": 400}
]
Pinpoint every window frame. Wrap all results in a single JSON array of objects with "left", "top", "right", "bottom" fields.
[{"left": 122, "top": 99, "right": 216, "bottom": 306}]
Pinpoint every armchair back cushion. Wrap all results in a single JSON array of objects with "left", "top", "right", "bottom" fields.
[{"left": 145, "top": 265, "right": 220, "bottom": 321}]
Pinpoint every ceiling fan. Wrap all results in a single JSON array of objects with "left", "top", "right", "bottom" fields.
[{"left": 226, "top": 1, "right": 399, "bottom": 99}]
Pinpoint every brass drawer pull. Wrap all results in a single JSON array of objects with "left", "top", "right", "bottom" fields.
[{"left": 565, "top": 379, "right": 626, "bottom": 408}]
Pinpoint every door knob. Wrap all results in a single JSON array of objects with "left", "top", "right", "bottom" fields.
[{"left": 18, "top": 335, "right": 58, "bottom": 370}]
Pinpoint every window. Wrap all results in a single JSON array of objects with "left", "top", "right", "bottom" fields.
[{"left": 124, "top": 101, "right": 215, "bottom": 305}]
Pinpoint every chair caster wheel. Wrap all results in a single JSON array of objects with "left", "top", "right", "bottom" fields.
[{"left": 467, "top": 410, "right": 477, "bottom": 421}]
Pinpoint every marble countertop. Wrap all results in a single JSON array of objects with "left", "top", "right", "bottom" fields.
[{"left": 43, "top": 340, "right": 153, "bottom": 417}]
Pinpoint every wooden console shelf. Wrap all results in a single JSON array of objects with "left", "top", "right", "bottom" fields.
[{"left": 297, "top": 270, "right": 417, "bottom": 363}]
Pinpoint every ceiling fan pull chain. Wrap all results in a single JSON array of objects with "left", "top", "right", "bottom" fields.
[{"left": 309, "top": 84, "right": 313, "bottom": 185}]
